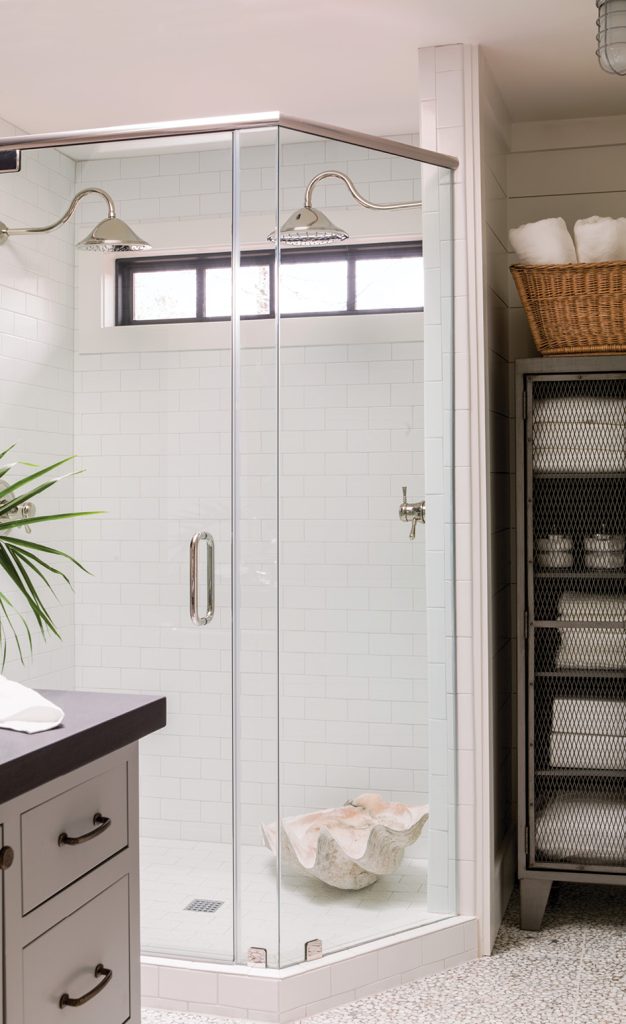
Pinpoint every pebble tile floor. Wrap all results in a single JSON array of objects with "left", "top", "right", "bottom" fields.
[{"left": 142, "top": 882, "right": 626, "bottom": 1024}]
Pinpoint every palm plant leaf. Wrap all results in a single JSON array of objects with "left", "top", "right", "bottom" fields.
[{"left": 0, "top": 451, "right": 101, "bottom": 665}]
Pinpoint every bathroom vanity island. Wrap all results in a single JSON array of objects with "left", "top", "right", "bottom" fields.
[{"left": 0, "top": 690, "right": 165, "bottom": 1024}]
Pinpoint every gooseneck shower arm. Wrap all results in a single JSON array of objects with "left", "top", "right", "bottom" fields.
[
  {"left": 0, "top": 188, "right": 116, "bottom": 244},
  {"left": 303, "top": 170, "right": 421, "bottom": 212}
]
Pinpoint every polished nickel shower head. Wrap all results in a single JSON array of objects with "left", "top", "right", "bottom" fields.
[
  {"left": 0, "top": 187, "right": 151, "bottom": 253},
  {"left": 268, "top": 170, "right": 421, "bottom": 247}
]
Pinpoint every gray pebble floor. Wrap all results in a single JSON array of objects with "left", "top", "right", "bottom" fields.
[{"left": 142, "top": 881, "right": 626, "bottom": 1024}]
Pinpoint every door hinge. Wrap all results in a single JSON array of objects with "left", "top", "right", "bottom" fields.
[
  {"left": 523, "top": 389, "right": 527, "bottom": 420},
  {"left": 524, "top": 609, "right": 529, "bottom": 639},
  {"left": 525, "top": 826, "right": 530, "bottom": 857}
]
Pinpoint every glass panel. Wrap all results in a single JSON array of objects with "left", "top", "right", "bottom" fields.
[
  {"left": 276, "top": 127, "right": 456, "bottom": 966},
  {"left": 205, "top": 264, "right": 271, "bottom": 318},
  {"left": 133, "top": 268, "right": 197, "bottom": 320},
  {"left": 204, "top": 266, "right": 231, "bottom": 318},
  {"left": 234, "top": 126, "right": 280, "bottom": 968},
  {"left": 70, "top": 132, "right": 235, "bottom": 963},
  {"left": 280, "top": 260, "right": 348, "bottom": 313},
  {"left": 355, "top": 255, "right": 424, "bottom": 310}
]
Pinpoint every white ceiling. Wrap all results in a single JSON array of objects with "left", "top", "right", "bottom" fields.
[{"left": 0, "top": 0, "right": 623, "bottom": 136}]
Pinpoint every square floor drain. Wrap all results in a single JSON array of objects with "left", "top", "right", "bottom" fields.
[{"left": 185, "top": 899, "right": 224, "bottom": 913}]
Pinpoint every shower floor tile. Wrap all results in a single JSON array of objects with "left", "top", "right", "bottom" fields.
[{"left": 140, "top": 837, "right": 435, "bottom": 965}]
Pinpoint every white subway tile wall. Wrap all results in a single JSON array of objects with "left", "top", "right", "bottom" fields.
[{"left": 0, "top": 117, "right": 76, "bottom": 689}]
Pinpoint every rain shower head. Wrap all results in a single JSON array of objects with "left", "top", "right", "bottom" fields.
[
  {"left": 268, "top": 205, "right": 348, "bottom": 247},
  {"left": 269, "top": 170, "right": 421, "bottom": 247},
  {"left": 0, "top": 187, "right": 151, "bottom": 253}
]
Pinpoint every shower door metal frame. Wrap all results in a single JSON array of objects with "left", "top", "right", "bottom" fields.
[{"left": 0, "top": 112, "right": 459, "bottom": 171}]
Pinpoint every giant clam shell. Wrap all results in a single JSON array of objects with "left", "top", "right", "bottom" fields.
[{"left": 262, "top": 792, "right": 429, "bottom": 890}]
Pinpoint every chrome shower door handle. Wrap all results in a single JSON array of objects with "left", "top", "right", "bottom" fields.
[{"left": 189, "top": 531, "right": 214, "bottom": 626}]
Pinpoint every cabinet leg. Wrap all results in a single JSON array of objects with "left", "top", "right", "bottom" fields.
[{"left": 520, "top": 878, "right": 552, "bottom": 931}]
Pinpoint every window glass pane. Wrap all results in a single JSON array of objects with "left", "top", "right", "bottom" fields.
[
  {"left": 204, "top": 264, "right": 271, "bottom": 318},
  {"left": 355, "top": 256, "right": 423, "bottom": 310},
  {"left": 280, "top": 260, "right": 348, "bottom": 314},
  {"left": 204, "top": 267, "right": 231, "bottom": 318},
  {"left": 133, "top": 269, "right": 196, "bottom": 320}
]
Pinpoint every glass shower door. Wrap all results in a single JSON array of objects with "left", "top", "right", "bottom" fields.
[
  {"left": 274, "top": 127, "right": 455, "bottom": 965},
  {"left": 72, "top": 131, "right": 236, "bottom": 963}
]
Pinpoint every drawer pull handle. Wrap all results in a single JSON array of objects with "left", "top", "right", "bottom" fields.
[
  {"left": 58, "top": 813, "right": 111, "bottom": 847},
  {"left": 59, "top": 963, "right": 112, "bottom": 1008}
]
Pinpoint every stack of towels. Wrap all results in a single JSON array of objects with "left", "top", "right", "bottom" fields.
[
  {"left": 536, "top": 790, "right": 626, "bottom": 864},
  {"left": 555, "top": 591, "right": 626, "bottom": 671},
  {"left": 549, "top": 697, "right": 626, "bottom": 771},
  {"left": 510, "top": 216, "right": 626, "bottom": 266},
  {"left": 533, "top": 395, "right": 626, "bottom": 473}
]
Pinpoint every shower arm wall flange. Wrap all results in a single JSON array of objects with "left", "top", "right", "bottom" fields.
[
  {"left": 0, "top": 187, "right": 116, "bottom": 246},
  {"left": 303, "top": 170, "right": 422, "bottom": 212}
]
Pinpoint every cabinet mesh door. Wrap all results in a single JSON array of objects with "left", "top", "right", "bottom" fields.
[{"left": 527, "top": 375, "right": 626, "bottom": 871}]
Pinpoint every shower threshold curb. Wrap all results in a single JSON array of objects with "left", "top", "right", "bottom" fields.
[{"left": 142, "top": 915, "right": 477, "bottom": 1023}]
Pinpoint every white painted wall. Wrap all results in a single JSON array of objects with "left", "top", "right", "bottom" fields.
[{"left": 0, "top": 117, "right": 76, "bottom": 689}]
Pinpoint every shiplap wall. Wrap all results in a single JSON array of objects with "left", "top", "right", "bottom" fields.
[{"left": 478, "top": 55, "right": 518, "bottom": 949}]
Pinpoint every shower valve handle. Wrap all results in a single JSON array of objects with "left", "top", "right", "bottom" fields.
[{"left": 399, "top": 485, "right": 426, "bottom": 539}]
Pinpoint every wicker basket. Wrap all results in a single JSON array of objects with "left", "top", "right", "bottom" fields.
[{"left": 510, "top": 261, "right": 626, "bottom": 355}]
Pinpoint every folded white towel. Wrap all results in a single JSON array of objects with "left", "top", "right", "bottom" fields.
[
  {"left": 536, "top": 792, "right": 626, "bottom": 863},
  {"left": 0, "top": 676, "right": 64, "bottom": 733},
  {"left": 533, "top": 396, "right": 626, "bottom": 425},
  {"left": 558, "top": 592, "right": 626, "bottom": 621},
  {"left": 550, "top": 732, "right": 626, "bottom": 770},
  {"left": 509, "top": 217, "right": 577, "bottom": 266},
  {"left": 574, "top": 216, "right": 626, "bottom": 263},
  {"left": 552, "top": 698, "right": 626, "bottom": 737},
  {"left": 533, "top": 446, "right": 626, "bottom": 473}
]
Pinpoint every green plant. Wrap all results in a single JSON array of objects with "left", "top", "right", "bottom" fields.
[{"left": 0, "top": 445, "right": 101, "bottom": 667}]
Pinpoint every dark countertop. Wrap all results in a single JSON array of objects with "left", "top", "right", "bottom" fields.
[{"left": 0, "top": 690, "right": 166, "bottom": 804}]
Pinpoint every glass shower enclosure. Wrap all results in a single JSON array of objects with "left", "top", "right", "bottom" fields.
[{"left": 0, "top": 114, "right": 456, "bottom": 969}]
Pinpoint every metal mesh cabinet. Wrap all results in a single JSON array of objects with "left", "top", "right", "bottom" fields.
[{"left": 516, "top": 356, "right": 626, "bottom": 930}]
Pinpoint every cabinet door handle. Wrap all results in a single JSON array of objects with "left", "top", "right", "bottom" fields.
[
  {"left": 58, "top": 812, "right": 111, "bottom": 847},
  {"left": 59, "top": 964, "right": 112, "bottom": 1008}
]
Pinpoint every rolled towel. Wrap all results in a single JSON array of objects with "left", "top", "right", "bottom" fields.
[
  {"left": 574, "top": 215, "right": 626, "bottom": 263},
  {"left": 0, "top": 675, "right": 64, "bottom": 733},
  {"left": 509, "top": 217, "right": 576, "bottom": 266}
]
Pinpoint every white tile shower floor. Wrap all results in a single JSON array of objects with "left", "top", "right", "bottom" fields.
[{"left": 140, "top": 838, "right": 439, "bottom": 965}]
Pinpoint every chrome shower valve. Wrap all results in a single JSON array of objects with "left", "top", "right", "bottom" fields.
[{"left": 399, "top": 486, "right": 426, "bottom": 539}]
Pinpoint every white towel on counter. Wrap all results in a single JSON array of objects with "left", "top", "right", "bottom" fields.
[
  {"left": 533, "top": 396, "right": 626, "bottom": 425},
  {"left": 509, "top": 217, "right": 577, "bottom": 266},
  {"left": 552, "top": 698, "right": 626, "bottom": 736},
  {"left": 574, "top": 216, "right": 626, "bottom": 263},
  {"left": 0, "top": 676, "right": 64, "bottom": 733}
]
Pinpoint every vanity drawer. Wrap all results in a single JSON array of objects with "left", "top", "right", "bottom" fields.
[
  {"left": 21, "top": 762, "right": 128, "bottom": 913},
  {"left": 23, "top": 875, "right": 130, "bottom": 1024}
]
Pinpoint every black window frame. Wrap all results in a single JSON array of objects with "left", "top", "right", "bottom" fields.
[{"left": 115, "top": 240, "right": 423, "bottom": 326}]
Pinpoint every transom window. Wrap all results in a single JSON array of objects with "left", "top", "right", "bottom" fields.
[{"left": 115, "top": 241, "right": 423, "bottom": 325}]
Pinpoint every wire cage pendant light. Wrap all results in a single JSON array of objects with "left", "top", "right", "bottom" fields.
[{"left": 596, "top": 0, "right": 626, "bottom": 75}]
